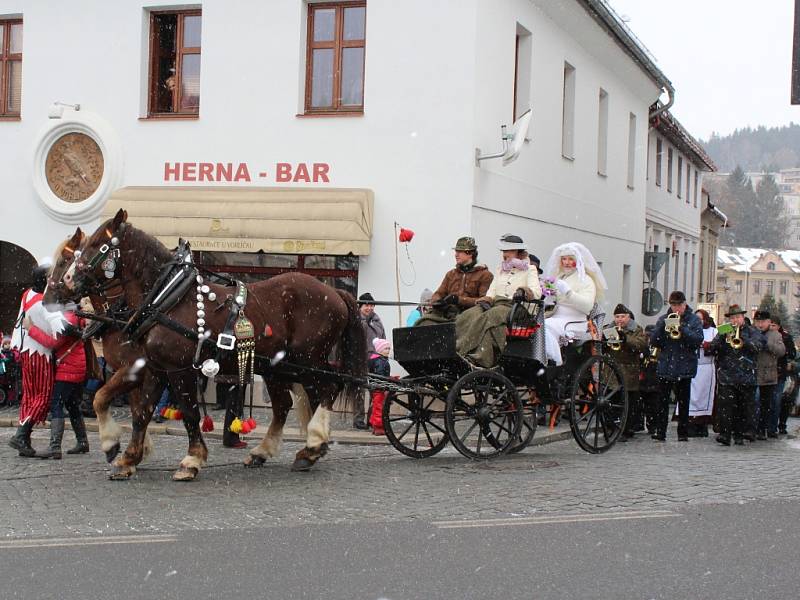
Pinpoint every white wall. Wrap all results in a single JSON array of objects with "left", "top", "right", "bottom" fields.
[{"left": 468, "top": 0, "right": 661, "bottom": 319}]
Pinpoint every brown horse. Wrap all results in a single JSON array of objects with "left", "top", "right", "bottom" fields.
[
  {"left": 56, "top": 209, "right": 366, "bottom": 476},
  {"left": 44, "top": 228, "right": 204, "bottom": 480}
]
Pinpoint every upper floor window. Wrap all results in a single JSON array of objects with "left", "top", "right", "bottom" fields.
[
  {"left": 734, "top": 280, "right": 742, "bottom": 293},
  {"left": 0, "top": 19, "right": 22, "bottom": 118},
  {"left": 655, "top": 137, "right": 662, "bottom": 186},
  {"left": 148, "top": 10, "right": 201, "bottom": 117},
  {"left": 667, "top": 147, "right": 673, "bottom": 193},
  {"left": 753, "top": 279, "right": 761, "bottom": 294},
  {"left": 305, "top": 2, "right": 366, "bottom": 114},
  {"left": 780, "top": 280, "right": 788, "bottom": 295},
  {"left": 561, "top": 62, "right": 576, "bottom": 159},
  {"left": 677, "top": 156, "right": 683, "bottom": 198},
  {"left": 767, "top": 261, "right": 776, "bottom": 270}
]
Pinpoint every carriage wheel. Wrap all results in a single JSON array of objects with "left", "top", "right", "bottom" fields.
[
  {"left": 507, "top": 403, "right": 537, "bottom": 454},
  {"left": 568, "top": 355, "right": 628, "bottom": 454},
  {"left": 382, "top": 389, "right": 448, "bottom": 459},
  {"left": 445, "top": 370, "right": 523, "bottom": 460}
]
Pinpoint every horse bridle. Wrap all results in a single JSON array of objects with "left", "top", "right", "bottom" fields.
[{"left": 72, "top": 225, "right": 126, "bottom": 307}]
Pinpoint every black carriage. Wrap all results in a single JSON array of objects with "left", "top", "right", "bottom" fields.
[{"left": 377, "top": 300, "right": 629, "bottom": 460}]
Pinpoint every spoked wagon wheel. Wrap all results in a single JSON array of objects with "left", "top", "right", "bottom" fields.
[
  {"left": 382, "top": 389, "right": 448, "bottom": 458},
  {"left": 507, "top": 396, "right": 537, "bottom": 454},
  {"left": 445, "top": 370, "right": 523, "bottom": 460},
  {"left": 569, "top": 355, "right": 628, "bottom": 454}
]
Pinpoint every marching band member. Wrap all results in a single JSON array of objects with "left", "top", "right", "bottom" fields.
[
  {"left": 649, "top": 291, "right": 704, "bottom": 441},
  {"left": 602, "top": 304, "right": 648, "bottom": 441},
  {"left": 753, "top": 310, "right": 785, "bottom": 439},
  {"left": 415, "top": 236, "right": 493, "bottom": 326},
  {"left": 706, "top": 304, "right": 765, "bottom": 445},
  {"left": 685, "top": 309, "right": 718, "bottom": 437},
  {"left": 543, "top": 242, "right": 607, "bottom": 365}
]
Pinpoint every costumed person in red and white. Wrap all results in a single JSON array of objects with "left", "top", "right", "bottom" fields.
[
  {"left": 24, "top": 303, "right": 89, "bottom": 459},
  {"left": 7, "top": 259, "right": 64, "bottom": 457}
]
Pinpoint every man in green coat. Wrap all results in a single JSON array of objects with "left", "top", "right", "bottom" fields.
[{"left": 603, "top": 304, "right": 648, "bottom": 440}]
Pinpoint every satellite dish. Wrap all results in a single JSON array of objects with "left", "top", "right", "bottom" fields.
[
  {"left": 502, "top": 109, "right": 532, "bottom": 165},
  {"left": 475, "top": 108, "right": 532, "bottom": 166},
  {"left": 641, "top": 288, "right": 664, "bottom": 317}
]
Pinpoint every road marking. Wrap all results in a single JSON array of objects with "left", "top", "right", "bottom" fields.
[
  {"left": 431, "top": 510, "right": 679, "bottom": 529},
  {"left": 0, "top": 534, "right": 179, "bottom": 549}
]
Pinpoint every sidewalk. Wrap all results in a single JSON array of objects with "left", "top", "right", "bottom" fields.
[{"left": 0, "top": 404, "right": 573, "bottom": 447}]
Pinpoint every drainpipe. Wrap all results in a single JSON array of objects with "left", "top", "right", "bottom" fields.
[{"left": 649, "top": 83, "right": 675, "bottom": 123}]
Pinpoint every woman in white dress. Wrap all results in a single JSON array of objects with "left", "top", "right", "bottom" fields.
[
  {"left": 687, "top": 308, "right": 717, "bottom": 437},
  {"left": 543, "top": 242, "right": 607, "bottom": 365}
]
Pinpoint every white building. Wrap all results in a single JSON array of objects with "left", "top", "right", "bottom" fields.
[
  {"left": 643, "top": 109, "right": 716, "bottom": 320},
  {"left": 0, "top": 0, "right": 674, "bottom": 333}
]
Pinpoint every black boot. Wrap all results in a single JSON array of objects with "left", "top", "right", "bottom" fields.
[
  {"left": 8, "top": 421, "right": 36, "bottom": 457},
  {"left": 36, "top": 418, "right": 64, "bottom": 460},
  {"left": 66, "top": 413, "right": 89, "bottom": 454}
]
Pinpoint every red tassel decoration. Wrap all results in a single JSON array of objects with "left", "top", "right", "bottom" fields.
[
  {"left": 398, "top": 228, "right": 414, "bottom": 243},
  {"left": 246, "top": 417, "right": 257, "bottom": 430},
  {"left": 201, "top": 415, "right": 214, "bottom": 432}
]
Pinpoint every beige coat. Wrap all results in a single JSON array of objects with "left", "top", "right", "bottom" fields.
[
  {"left": 557, "top": 271, "right": 596, "bottom": 315},
  {"left": 481, "top": 265, "right": 542, "bottom": 303}
]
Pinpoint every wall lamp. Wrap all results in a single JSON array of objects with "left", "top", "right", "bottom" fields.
[{"left": 48, "top": 102, "right": 81, "bottom": 119}]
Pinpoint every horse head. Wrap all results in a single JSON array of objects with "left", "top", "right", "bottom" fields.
[
  {"left": 70, "top": 208, "right": 129, "bottom": 299},
  {"left": 43, "top": 226, "right": 85, "bottom": 305}
]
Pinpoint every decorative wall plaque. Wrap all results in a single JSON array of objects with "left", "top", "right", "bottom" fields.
[{"left": 44, "top": 132, "right": 105, "bottom": 203}]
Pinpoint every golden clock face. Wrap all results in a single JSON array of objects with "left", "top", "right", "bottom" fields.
[{"left": 45, "top": 132, "right": 105, "bottom": 203}]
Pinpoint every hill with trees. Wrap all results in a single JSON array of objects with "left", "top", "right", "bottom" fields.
[{"left": 702, "top": 123, "right": 800, "bottom": 173}]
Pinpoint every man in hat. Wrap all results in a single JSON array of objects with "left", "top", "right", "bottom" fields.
[
  {"left": 602, "top": 304, "right": 648, "bottom": 440},
  {"left": 753, "top": 310, "right": 785, "bottom": 439},
  {"left": 706, "top": 304, "right": 765, "bottom": 445},
  {"left": 415, "top": 237, "right": 493, "bottom": 326},
  {"left": 354, "top": 292, "right": 385, "bottom": 429},
  {"left": 649, "top": 290, "right": 704, "bottom": 441},
  {"left": 772, "top": 318, "right": 797, "bottom": 435}
]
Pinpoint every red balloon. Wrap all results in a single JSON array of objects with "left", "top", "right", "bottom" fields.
[{"left": 399, "top": 228, "right": 414, "bottom": 243}]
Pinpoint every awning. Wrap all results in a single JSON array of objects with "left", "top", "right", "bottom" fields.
[{"left": 101, "top": 186, "right": 374, "bottom": 255}]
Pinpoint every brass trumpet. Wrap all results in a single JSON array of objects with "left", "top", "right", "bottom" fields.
[
  {"left": 665, "top": 312, "right": 682, "bottom": 340},
  {"left": 727, "top": 326, "right": 743, "bottom": 350},
  {"left": 644, "top": 346, "right": 660, "bottom": 366},
  {"left": 605, "top": 326, "right": 623, "bottom": 351}
]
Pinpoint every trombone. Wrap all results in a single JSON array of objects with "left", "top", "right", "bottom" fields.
[{"left": 665, "top": 312, "right": 682, "bottom": 340}]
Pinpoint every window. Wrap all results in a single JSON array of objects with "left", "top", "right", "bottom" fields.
[
  {"left": 622, "top": 264, "right": 631, "bottom": 306},
  {"left": 766, "top": 280, "right": 775, "bottom": 295},
  {"left": 767, "top": 261, "right": 776, "bottom": 270},
  {"left": 753, "top": 280, "right": 761, "bottom": 294},
  {"left": 513, "top": 24, "right": 531, "bottom": 121},
  {"left": 148, "top": 10, "right": 201, "bottom": 116},
  {"left": 694, "top": 171, "right": 699, "bottom": 207},
  {"left": 655, "top": 138, "right": 662, "bottom": 186},
  {"left": 691, "top": 253, "right": 696, "bottom": 300},
  {"left": 735, "top": 280, "right": 742, "bottom": 294},
  {"left": 682, "top": 251, "right": 688, "bottom": 292},
  {"left": 677, "top": 156, "right": 683, "bottom": 198},
  {"left": 626, "top": 113, "right": 636, "bottom": 188},
  {"left": 597, "top": 89, "right": 608, "bottom": 175},
  {"left": 780, "top": 280, "right": 788, "bottom": 295},
  {"left": 0, "top": 19, "right": 22, "bottom": 117},
  {"left": 686, "top": 163, "right": 692, "bottom": 203},
  {"left": 561, "top": 62, "right": 576, "bottom": 159},
  {"left": 667, "top": 147, "right": 673, "bottom": 193},
  {"left": 305, "top": 2, "right": 366, "bottom": 114}
]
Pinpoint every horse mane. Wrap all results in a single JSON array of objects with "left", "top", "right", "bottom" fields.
[{"left": 121, "top": 223, "right": 173, "bottom": 286}]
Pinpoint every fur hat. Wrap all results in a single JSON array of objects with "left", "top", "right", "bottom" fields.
[
  {"left": 753, "top": 310, "right": 771, "bottom": 321},
  {"left": 358, "top": 292, "right": 376, "bottom": 305},
  {"left": 419, "top": 288, "right": 433, "bottom": 304},
  {"left": 372, "top": 338, "right": 391, "bottom": 355},
  {"left": 613, "top": 303, "right": 631, "bottom": 316}
]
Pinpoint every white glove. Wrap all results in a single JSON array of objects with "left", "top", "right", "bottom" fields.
[{"left": 555, "top": 279, "right": 570, "bottom": 295}]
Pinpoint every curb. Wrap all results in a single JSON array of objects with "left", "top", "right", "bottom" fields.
[{"left": 0, "top": 416, "right": 573, "bottom": 447}]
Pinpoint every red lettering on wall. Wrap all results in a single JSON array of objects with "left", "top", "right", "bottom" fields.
[
  {"left": 234, "top": 163, "right": 251, "bottom": 182},
  {"left": 199, "top": 163, "right": 214, "bottom": 181},
  {"left": 276, "top": 163, "right": 292, "bottom": 182},
  {"left": 293, "top": 163, "right": 310, "bottom": 183},
  {"left": 164, "top": 162, "right": 180, "bottom": 181},
  {"left": 182, "top": 163, "right": 197, "bottom": 181},
  {"left": 313, "top": 163, "right": 330, "bottom": 183},
  {"left": 216, "top": 163, "right": 232, "bottom": 182}
]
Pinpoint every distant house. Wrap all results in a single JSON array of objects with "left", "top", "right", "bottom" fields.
[{"left": 716, "top": 247, "right": 800, "bottom": 316}]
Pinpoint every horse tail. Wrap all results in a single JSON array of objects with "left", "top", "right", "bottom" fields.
[{"left": 336, "top": 289, "right": 367, "bottom": 413}]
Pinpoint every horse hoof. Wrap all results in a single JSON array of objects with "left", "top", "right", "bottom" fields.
[
  {"left": 172, "top": 466, "right": 199, "bottom": 482},
  {"left": 244, "top": 454, "right": 266, "bottom": 468},
  {"left": 109, "top": 465, "right": 134, "bottom": 480},
  {"left": 291, "top": 457, "right": 315, "bottom": 472},
  {"left": 105, "top": 443, "right": 121, "bottom": 463}
]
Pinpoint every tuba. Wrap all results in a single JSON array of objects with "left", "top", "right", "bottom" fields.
[
  {"left": 727, "top": 326, "right": 743, "bottom": 350},
  {"left": 665, "top": 312, "right": 682, "bottom": 340}
]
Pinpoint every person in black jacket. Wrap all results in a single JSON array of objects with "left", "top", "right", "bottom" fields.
[
  {"left": 772, "top": 318, "right": 797, "bottom": 435},
  {"left": 649, "top": 291, "right": 704, "bottom": 441},
  {"left": 706, "top": 304, "right": 766, "bottom": 445}
]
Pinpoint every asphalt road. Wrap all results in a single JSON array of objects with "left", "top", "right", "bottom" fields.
[
  {"left": 1, "top": 423, "right": 799, "bottom": 599},
  {"left": 1, "top": 499, "right": 797, "bottom": 600}
]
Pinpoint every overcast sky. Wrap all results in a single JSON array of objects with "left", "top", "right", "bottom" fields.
[{"left": 609, "top": 0, "right": 799, "bottom": 140}]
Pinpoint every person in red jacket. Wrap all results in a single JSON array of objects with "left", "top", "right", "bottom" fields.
[{"left": 24, "top": 310, "right": 88, "bottom": 459}]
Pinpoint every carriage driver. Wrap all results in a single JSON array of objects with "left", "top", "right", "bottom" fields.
[{"left": 414, "top": 236, "right": 494, "bottom": 327}]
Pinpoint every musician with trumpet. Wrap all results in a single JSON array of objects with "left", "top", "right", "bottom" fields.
[
  {"left": 706, "top": 304, "right": 765, "bottom": 446},
  {"left": 602, "top": 304, "right": 648, "bottom": 440},
  {"left": 650, "top": 291, "right": 704, "bottom": 441}
]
